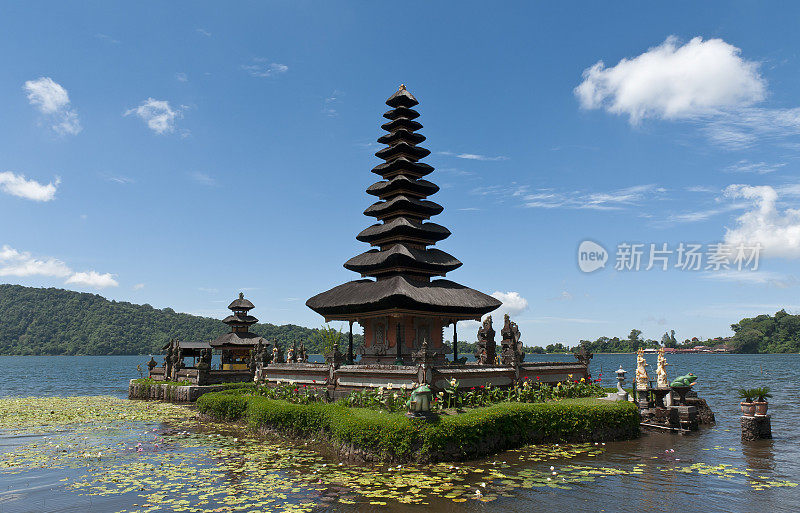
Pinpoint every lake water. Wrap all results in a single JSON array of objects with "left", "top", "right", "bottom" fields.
[{"left": 1, "top": 354, "right": 798, "bottom": 513}]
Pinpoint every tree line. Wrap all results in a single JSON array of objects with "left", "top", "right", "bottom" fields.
[
  {"left": 0, "top": 284, "right": 362, "bottom": 355},
  {"left": 1, "top": 285, "right": 797, "bottom": 355}
]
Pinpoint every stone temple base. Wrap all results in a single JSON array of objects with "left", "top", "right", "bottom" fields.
[{"left": 260, "top": 360, "right": 590, "bottom": 399}]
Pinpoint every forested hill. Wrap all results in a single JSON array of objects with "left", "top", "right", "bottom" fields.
[{"left": 0, "top": 284, "right": 362, "bottom": 355}]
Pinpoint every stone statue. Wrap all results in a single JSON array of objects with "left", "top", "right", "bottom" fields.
[
  {"left": 200, "top": 348, "right": 212, "bottom": 369},
  {"left": 163, "top": 340, "right": 173, "bottom": 378},
  {"left": 298, "top": 342, "right": 308, "bottom": 363},
  {"left": 475, "top": 315, "right": 496, "bottom": 365},
  {"left": 287, "top": 345, "right": 295, "bottom": 363},
  {"left": 574, "top": 341, "right": 593, "bottom": 368},
  {"left": 635, "top": 348, "right": 649, "bottom": 391},
  {"left": 147, "top": 356, "right": 157, "bottom": 373},
  {"left": 500, "top": 314, "right": 524, "bottom": 365},
  {"left": 273, "top": 341, "right": 285, "bottom": 364},
  {"left": 656, "top": 348, "right": 669, "bottom": 388}
]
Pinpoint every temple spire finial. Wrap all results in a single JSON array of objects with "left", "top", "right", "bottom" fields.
[
  {"left": 399, "top": 84, "right": 406, "bottom": 91},
  {"left": 239, "top": 292, "right": 244, "bottom": 299}
]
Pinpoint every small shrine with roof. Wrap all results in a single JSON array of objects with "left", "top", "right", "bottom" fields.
[
  {"left": 212, "top": 292, "right": 266, "bottom": 370},
  {"left": 307, "top": 85, "right": 501, "bottom": 365}
]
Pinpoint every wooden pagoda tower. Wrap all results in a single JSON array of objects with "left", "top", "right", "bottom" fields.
[{"left": 307, "top": 85, "right": 500, "bottom": 364}]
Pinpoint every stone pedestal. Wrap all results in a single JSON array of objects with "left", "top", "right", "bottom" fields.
[{"left": 741, "top": 415, "right": 772, "bottom": 441}]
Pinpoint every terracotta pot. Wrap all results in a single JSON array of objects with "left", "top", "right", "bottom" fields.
[
  {"left": 740, "top": 401, "right": 756, "bottom": 416},
  {"left": 753, "top": 401, "right": 768, "bottom": 416}
]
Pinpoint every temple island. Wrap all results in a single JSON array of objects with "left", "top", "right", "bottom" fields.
[{"left": 136, "top": 85, "right": 590, "bottom": 401}]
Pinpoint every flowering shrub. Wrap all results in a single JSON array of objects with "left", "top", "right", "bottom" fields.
[
  {"left": 255, "top": 381, "right": 327, "bottom": 404},
  {"left": 433, "top": 376, "right": 605, "bottom": 411},
  {"left": 344, "top": 383, "right": 413, "bottom": 412}
]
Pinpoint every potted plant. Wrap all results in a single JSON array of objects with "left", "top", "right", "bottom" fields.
[
  {"left": 738, "top": 388, "right": 757, "bottom": 416},
  {"left": 752, "top": 387, "right": 772, "bottom": 416}
]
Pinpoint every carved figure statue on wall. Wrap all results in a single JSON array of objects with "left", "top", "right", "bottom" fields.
[
  {"left": 287, "top": 343, "right": 295, "bottom": 363},
  {"left": 635, "top": 348, "right": 649, "bottom": 391},
  {"left": 170, "top": 339, "right": 182, "bottom": 380},
  {"left": 475, "top": 315, "right": 496, "bottom": 364},
  {"left": 273, "top": 341, "right": 285, "bottom": 364},
  {"left": 298, "top": 342, "right": 308, "bottom": 363},
  {"left": 656, "top": 348, "right": 669, "bottom": 388},
  {"left": 198, "top": 348, "right": 212, "bottom": 371},
  {"left": 164, "top": 340, "right": 173, "bottom": 378},
  {"left": 500, "top": 313, "right": 524, "bottom": 365}
]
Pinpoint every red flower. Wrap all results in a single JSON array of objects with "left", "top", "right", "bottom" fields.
[
  {"left": 536, "top": 376, "right": 540, "bottom": 380},
  {"left": 293, "top": 388, "right": 298, "bottom": 392}
]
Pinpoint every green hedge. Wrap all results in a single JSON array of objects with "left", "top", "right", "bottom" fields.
[{"left": 197, "top": 391, "right": 639, "bottom": 462}]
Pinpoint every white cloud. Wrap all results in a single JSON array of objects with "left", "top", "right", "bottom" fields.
[
  {"left": 725, "top": 160, "right": 785, "bottom": 175},
  {"left": 323, "top": 90, "right": 343, "bottom": 117},
  {"left": 575, "top": 36, "right": 766, "bottom": 124},
  {"left": 0, "top": 245, "right": 118, "bottom": 288},
  {"left": 242, "top": 60, "right": 288, "bottom": 78},
  {"left": 490, "top": 291, "right": 530, "bottom": 316},
  {"left": 0, "top": 245, "right": 72, "bottom": 278},
  {"left": 23, "top": 77, "right": 82, "bottom": 135},
  {"left": 723, "top": 184, "right": 800, "bottom": 257},
  {"left": 0, "top": 172, "right": 60, "bottom": 201},
  {"left": 196, "top": 28, "right": 211, "bottom": 37},
  {"left": 438, "top": 151, "right": 509, "bottom": 161},
  {"left": 66, "top": 271, "right": 119, "bottom": 288},
  {"left": 175, "top": 72, "right": 188, "bottom": 82},
  {"left": 188, "top": 171, "right": 217, "bottom": 186},
  {"left": 703, "top": 107, "right": 800, "bottom": 149},
  {"left": 133, "top": 283, "right": 145, "bottom": 290},
  {"left": 703, "top": 270, "right": 797, "bottom": 288},
  {"left": 521, "top": 184, "right": 662, "bottom": 210},
  {"left": 124, "top": 98, "right": 181, "bottom": 135}
]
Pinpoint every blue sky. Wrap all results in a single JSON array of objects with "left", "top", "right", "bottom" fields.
[{"left": 3, "top": 1, "right": 800, "bottom": 346}]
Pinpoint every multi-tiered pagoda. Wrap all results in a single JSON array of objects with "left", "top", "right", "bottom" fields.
[
  {"left": 307, "top": 85, "right": 501, "bottom": 364},
  {"left": 211, "top": 292, "right": 268, "bottom": 370}
]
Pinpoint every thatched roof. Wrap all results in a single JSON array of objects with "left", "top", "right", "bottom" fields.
[
  {"left": 383, "top": 106, "right": 420, "bottom": 121},
  {"left": 344, "top": 245, "right": 461, "bottom": 276},
  {"left": 363, "top": 195, "right": 443, "bottom": 219},
  {"left": 228, "top": 292, "right": 255, "bottom": 311},
  {"left": 371, "top": 157, "right": 433, "bottom": 178},
  {"left": 356, "top": 218, "right": 450, "bottom": 245},
  {"left": 306, "top": 276, "right": 501, "bottom": 317},
  {"left": 385, "top": 84, "right": 419, "bottom": 108},
  {"left": 366, "top": 176, "right": 439, "bottom": 198},
  {"left": 210, "top": 331, "right": 266, "bottom": 348}
]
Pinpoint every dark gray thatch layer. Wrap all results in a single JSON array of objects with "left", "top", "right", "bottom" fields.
[
  {"left": 227, "top": 296, "right": 255, "bottom": 310},
  {"left": 375, "top": 141, "right": 431, "bottom": 161},
  {"left": 306, "top": 276, "right": 501, "bottom": 317},
  {"left": 366, "top": 176, "right": 439, "bottom": 198},
  {"left": 356, "top": 217, "right": 450, "bottom": 244},
  {"left": 386, "top": 87, "right": 419, "bottom": 108},
  {"left": 377, "top": 129, "right": 426, "bottom": 145},
  {"left": 383, "top": 106, "right": 419, "bottom": 121},
  {"left": 372, "top": 157, "right": 434, "bottom": 177},
  {"left": 363, "top": 195, "right": 443, "bottom": 219},
  {"left": 222, "top": 314, "right": 258, "bottom": 325},
  {"left": 381, "top": 118, "right": 423, "bottom": 133},
  {"left": 344, "top": 244, "right": 462, "bottom": 276},
  {"left": 210, "top": 331, "right": 265, "bottom": 348}
]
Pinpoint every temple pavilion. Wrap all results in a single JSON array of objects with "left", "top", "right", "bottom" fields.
[
  {"left": 307, "top": 85, "right": 501, "bottom": 364},
  {"left": 211, "top": 292, "right": 268, "bottom": 370}
]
